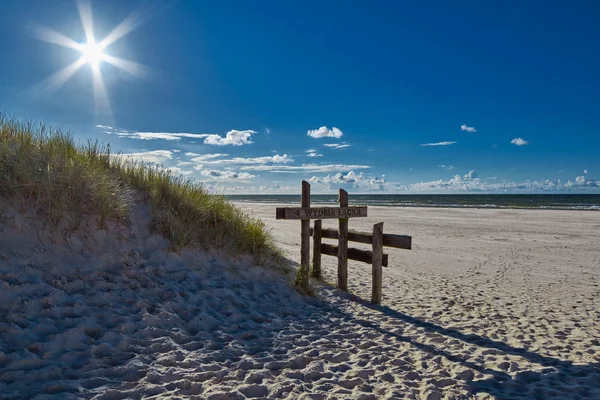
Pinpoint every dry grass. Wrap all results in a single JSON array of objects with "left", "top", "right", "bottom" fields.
[{"left": 0, "top": 113, "right": 277, "bottom": 264}]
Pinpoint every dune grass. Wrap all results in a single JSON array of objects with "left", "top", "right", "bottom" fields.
[{"left": 0, "top": 113, "right": 277, "bottom": 264}]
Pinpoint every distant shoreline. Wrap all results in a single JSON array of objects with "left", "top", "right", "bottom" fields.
[{"left": 227, "top": 194, "right": 600, "bottom": 211}]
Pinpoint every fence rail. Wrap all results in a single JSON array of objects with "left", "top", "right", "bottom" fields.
[
  {"left": 310, "top": 227, "right": 411, "bottom": 250},
  {"left": 318, "top": 242, "right": 390, "bottom": 266}
]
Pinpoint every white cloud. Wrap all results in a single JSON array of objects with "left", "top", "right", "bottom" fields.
[
  {"left": 307, "top": 126, "right": 343, "bottom": 139},
  {"left": 203, "top": 129, "right": 256, "bottom": 146},
  {"left": 420, "top": 141, "right": 457, "bottom": 147},
  {"left": 463, "top": 170, "right": 478, "bottom": 180},
  {"left": 511, "top": 138, "right": 528, "bottom": 146},
  {"left": 268, "top": 154, "right": 294, "bottom": 163},
  {"left": 113, "top": 150, "right": 174, "bottom": 164},
  {"left": 175, "top": 161, "right": 198, "bottom": 167},
  {"left": 306, "top": 149, "right": 323, "bottom": 157},
  {"left": 202, "top": 183, "right": 298, "bottom": 194},
  {"left": 98, "top": 125, "right": 256, "bottom": 145},
  {"left": 324, "top": 142, "right": 351, "bottom": 149},
  {"left": 166, "top": 166, "right": 194, "bottom": 176},
  {"left": 199, "top": 169, "right": 256, "bottom": 181},
  {"left": 100, "top": 125, "right": 211, "bottom": 141},
  {"left": 184, "top": 153, "right": 228, "bottom": 160},
  {"left": 461, "top": 124, "right": 477, "bottom": 133},
  {"left": 565, "top": 175, "right": 599, "bottom": 188},
  {"left": 240, "top": 163, "right": 371, "bottom": 173},
  {"left": 439, "top": 165, "right": 456, "bottom": 170},
  {"left": 133, "top": 132, "right": 210, "bottom": 141},
  {"left": 399, "top": 170, "right": 482, "bottom": 192},
  {"left": 308, "top": 171, "right": 386, "bottom": 191},
  {"left": 584, "top": 169, "right": 588, "bottom": 174},
  {"left": 189, "top": 153, "right": 294, "bottom": 166}
]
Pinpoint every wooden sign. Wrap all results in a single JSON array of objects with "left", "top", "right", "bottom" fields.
[{"left": 276, "top": 206, "right": 367, "bottom": 220}]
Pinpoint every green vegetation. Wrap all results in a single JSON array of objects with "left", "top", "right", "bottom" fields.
[{"left": 0, "top": 113, "right": 277, "bottom": 264}]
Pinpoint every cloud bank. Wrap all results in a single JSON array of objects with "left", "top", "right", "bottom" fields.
[
  {"left": 200, "top": 169, "right": 256, "bottom": 181},
  {"left": 309, "top": 171, "right": 386, "bottom": 191},
  {"left": 397, "top": 171, "right": 598, "bottom": 193},
  {"left": 97, "top": 125, "right": 256, "bottom": 145}
]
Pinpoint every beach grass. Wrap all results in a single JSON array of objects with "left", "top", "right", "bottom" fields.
[{"left": 0, "top": 113, "right": 277, "bottom": 263}]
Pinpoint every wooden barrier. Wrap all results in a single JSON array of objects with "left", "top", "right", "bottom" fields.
[
  {"left": 310, "top": 221, "right": 412, "bottom": 304},
  {"left": 276, "top": 181, "right": 412, "bottom": 304}
]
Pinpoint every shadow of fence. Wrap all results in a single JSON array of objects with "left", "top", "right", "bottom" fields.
[{"left": 343, "top": 295, "right": 600, "bottom": 399}]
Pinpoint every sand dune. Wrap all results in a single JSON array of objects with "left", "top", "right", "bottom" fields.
[{"left": 1, "top": 202, "right": 599, "bottom": 399}]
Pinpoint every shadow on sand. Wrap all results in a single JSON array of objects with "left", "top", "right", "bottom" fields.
[{"left": 345, "top": 295, "right": 600, "bottom": 399}]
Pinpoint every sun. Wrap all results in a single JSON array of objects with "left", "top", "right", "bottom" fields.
[
  {"left": 79, "top": 39, "right": 106, "bottom": 68},
  {"left": 31, "top": 0, "right": 151, "bottom": 117}
]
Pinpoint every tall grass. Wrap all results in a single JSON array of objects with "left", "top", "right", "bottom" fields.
[{"left": 0, "top": 114, "right": 276, "bottom": 263}]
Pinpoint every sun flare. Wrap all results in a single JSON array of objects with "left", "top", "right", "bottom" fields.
[
  {"left": 79, "top": 40, "right": 106, "bottom": 68},
  {"left": 31, "top": 0, "right": 151, "bottom": 117}
]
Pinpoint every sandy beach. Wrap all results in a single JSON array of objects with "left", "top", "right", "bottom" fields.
[
  {"left": 236, "top": 203, "right": 600, "bottom": 399},
  {"left": 1, "top": 203, "right": 599, "bottom": 399}
]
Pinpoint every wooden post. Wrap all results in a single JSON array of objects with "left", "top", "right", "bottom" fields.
[
  {"left": 300, "top": 181, "right": 311, "bottom": 291},
  {"left": 338, "top": 189, "right": 349, "bottom": 291},
  {"left": 371, "top": 222, "right": 384, "bottom": 305},
  {"left": 312, "top": 219, "right": 322, "bottom": 278}
]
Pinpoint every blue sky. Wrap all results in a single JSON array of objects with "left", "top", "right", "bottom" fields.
[{"left": 1, "top": 0, "right": 599, "bottom": 193}]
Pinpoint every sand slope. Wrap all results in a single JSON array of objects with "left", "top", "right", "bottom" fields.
[{"left": 1, "top": 203, "right": 599, "bottom": 399}]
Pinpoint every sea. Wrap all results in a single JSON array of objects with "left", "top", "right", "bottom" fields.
[{"left": 226, "top": 194, "right": 600, "bottom": 211}]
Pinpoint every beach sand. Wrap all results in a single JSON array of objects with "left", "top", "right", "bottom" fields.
[
  {"left": 1, "top": 202, "right": 599, "bottom": 399},
  {"left": 235, "top": 203, "right": 600, "bottom": 399}
]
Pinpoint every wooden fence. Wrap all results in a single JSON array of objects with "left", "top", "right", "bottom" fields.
[
  {"left": 276, "top": 180, "right": 412, "bottom": 305},
  {"left": 310, "top": 221, "right": 411, "bottom": 304}
]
